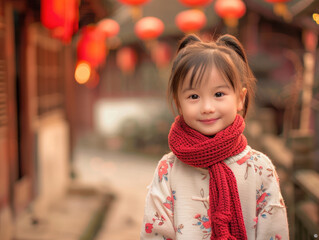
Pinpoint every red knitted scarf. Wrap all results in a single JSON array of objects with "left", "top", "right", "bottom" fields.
[{"left": 168, "top": 114, "right": 248, "bottom": 240}]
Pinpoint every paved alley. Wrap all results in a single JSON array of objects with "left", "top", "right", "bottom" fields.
[{"left": 73, "top": 147, "right": 160, "bottom": 240}]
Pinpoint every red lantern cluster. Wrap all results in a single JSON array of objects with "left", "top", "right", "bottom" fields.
[
  {"left": 134, "top": 17, "right": 164, "bottom": 40},
  {"left": 41, "top": 0, "right": 79, "bottom": 43},
  {"left": 175, "top": 9, "right": 207, "bottom": 33},
  {"left": 214, "top": 0, "right": 246, "bottom": 28}
]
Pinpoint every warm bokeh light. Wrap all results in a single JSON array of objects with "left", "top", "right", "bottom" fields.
[
  {"left": 116, "top": 47, "right": 138, "bottom": 73},
  {"left": 175, "top": 9, "right": 207, "bottom": 33},
  {"left": 134, "top": 17, "right": 164, "bottom": 40},
  {"left": 74, "top": 61, "right": 92, "bottom": 84},
  {"left": 178, "top": 0, "right": 213, "bottom": 7},
  {"left": 96, "top": 19, "right": 120, "bottom": 39},
  {"left": 313, "top": 13, "right": 319, "bottom": 24},
  {"left": 77, "top": 26, "right": 108, "bottom": 67},
  {"left": 41, "top": 0, "right": 78, "bottom": 43},
  {"left": 151, "top": 42, "right": 172, "bottom": 68},
  {"left": 214, "top": 0, "right": 246, "bottom": 28}
]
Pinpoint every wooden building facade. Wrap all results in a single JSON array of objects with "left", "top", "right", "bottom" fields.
[{"left": 0, "top": 1, "right": 76, "bottom": 239}]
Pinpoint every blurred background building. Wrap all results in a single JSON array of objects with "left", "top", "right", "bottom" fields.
[{"left": 0, "top": 0, "right": 318, "bottom": 239}]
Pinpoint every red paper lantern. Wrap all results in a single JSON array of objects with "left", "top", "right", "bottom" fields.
[
  {"left": 41, "top": 0, "right": 79, "bottom": 43},
  {"left": 214, "top": 0, "right": 246, "bottom": 28},
  {"left": 77, "top": 26, "right": 107, "bottom": 67},
  {"left": 41, "top": 0, "right": 65, "bottom": 29},
  {"left": 116, "top": 47, "right": 138, "bottom": 73},
  {"left": 118, "top": 0, "right": 150, "bottom": 5},
  {"left": 178, "top": 0, "right": 213, "bottom": 7},
  {"left": 175, "top": 9, "right": 207, "bottom": 33},
  {"left": 135, "top": 17, "right": 164, "bottom": 40},
  {"left": 151, "top": 42, "right": 171, "bottom": 68},
  {"left": 96, "top": 19, "right": 120, "bottom": 39}
]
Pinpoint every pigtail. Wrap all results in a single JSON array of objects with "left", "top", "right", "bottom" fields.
[
  {"left": 177, "top": 34, "right": 201, "bottom": 53},
  {"left": 217, "top": 34, "right": 256, "bottom": 118}
]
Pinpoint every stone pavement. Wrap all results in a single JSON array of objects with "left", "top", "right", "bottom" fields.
[
  {"left": 73, "top": 147, "right": 159, "bottom": 240},
  {"left": 12, "top": 146, "right": 158, "bottom": 240},
  {"left": 13, "top": 181, "right": 113, "bottom": 240}
]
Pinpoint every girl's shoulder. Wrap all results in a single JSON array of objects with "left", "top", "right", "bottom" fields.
[
  {"left": 246, "top": 147, "right": 282, "bottom": 190},
  {"left": 247, "top": 147, "right": 277, "bottom": 170},
  {"left": 157, "top": 152, "right": 178, "bottom": 168}
]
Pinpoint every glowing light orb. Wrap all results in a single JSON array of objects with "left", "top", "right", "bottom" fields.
[
  {"left": 75, "top": 61, "right": 91, "bottom": 84},
  {"left": 313, "top": 13, "right": 319, "bottom": 24}
]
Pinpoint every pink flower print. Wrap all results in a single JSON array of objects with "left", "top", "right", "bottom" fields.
[
  {"left": 152, "top": 212, "right": 166, "bottom": 226},
  {"left": 253, "top": 216, "right": 258, "bottom": 229},
  {"left": 158, "top": 160, "right": 169, "bottom": 182},
  {"left": 275, "top": 234, "right": 282, "bottom": 240},
  {"left": 163, "top": 190, "right": 176, "bottom": 212},
  {"left": 194, "top": 210, "right": 211, "bottom": 238},
  {"left": 163, "top": 196, "right": 173, "bottom": 210},
  {"left": 145, "top": 223, "right": 153, "bottom": 233},
  {"left": 270, "top": 235, "right": 282, "bottom": 240},
  {"left": 237, "top": 152, "right": 252, "bottom": 165},
  {"left": 257, "top": 192, "right": 268, "bottom": 205},
  {"left": 202, "top": 220, "right": 211, "bottom": 229},
  {"left": 256, "top": 183, "right": 271, "bottom": 216},
  {"left": 175, "top": 224, "right": 184, "bottom": 234}
]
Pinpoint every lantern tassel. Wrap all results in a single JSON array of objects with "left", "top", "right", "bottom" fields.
[
  {"left": 131, "top": 6, "right": 143, "bottom": 21},
  {"left": 273, "top": 3, "right": 292, "bottom": 22},
  {"left": 224, "top": 17, "right": 238, "bottom": 28}
]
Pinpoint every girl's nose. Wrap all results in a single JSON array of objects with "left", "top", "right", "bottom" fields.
[{"left": 201, "top": 99, "right": 215, "bottom": 114}]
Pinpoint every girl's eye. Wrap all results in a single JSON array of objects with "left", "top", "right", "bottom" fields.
[
  {"left": 215, "top": 92, "right": 224, "bottom": 98},
  {"left": 189, "top": 94, "right": 199, "bottom": 99}
]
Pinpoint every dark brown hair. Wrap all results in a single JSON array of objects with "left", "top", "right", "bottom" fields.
[{"left": 168, "top": 34, "right": 256, "bottom": 118}]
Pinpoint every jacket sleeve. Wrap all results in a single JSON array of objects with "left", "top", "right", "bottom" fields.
[
  {"left": 140, "top": 154, "right": 176, "bottom": 240},
  {"left": 256, "top": 156, "right": 289, "bottom": 240}
]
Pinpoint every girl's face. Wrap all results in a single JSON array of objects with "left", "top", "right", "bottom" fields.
[{"left": 177, "top": 66, "right": 246, "bottom": 136}]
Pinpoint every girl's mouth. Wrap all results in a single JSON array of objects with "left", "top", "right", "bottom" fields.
[{"left": 199, "top": 118, "right": 218, "bottom": 124}]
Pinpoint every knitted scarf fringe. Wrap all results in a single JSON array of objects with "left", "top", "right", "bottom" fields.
[{"left": 168, "top": 115, "right": 248, "bottom": 240}]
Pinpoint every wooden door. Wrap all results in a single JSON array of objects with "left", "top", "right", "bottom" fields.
[{"left": 0, "top": 0, "right": 10, "bottom": 212}]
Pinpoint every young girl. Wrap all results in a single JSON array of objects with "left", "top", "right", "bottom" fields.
[{"left": 141, "top": 34, "right": 289, "bottom": 240}]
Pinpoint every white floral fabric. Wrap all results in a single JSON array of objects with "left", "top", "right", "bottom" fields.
[{"left": 141, "top": 146, "right": 289, "bottom": 240}]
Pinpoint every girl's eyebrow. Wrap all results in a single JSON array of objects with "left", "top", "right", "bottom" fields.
[
  {"left": 181, "top": 87, "right": 196, "bottom": 93},
  {"left": 181, "top": 83, "right": 230, "bottom": 94},
  {"left": 215, "top": 84, "right": 230, "bottom": 89}
]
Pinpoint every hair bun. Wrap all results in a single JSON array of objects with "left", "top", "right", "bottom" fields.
[
  {"left": 177, "top": 34, "right": 201, "bottom": 53},
  {"left": 217, "top": 34, "right": 247, "bottom": 63}
]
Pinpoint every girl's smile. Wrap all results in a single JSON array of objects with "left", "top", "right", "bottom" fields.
[{"left": 198, "top": 118, "right": 219, "bottom": 124}]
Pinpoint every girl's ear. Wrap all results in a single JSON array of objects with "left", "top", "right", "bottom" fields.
[{"left": 237, "top": 88, "right": 247, "bottom": 112}]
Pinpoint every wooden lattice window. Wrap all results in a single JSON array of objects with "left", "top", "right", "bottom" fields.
[
  {"left": 36, "top": 36, "right": 65, "bottom": 116},
  {"left": 0, "top": 5, "right": 7, "bottom": 129}
]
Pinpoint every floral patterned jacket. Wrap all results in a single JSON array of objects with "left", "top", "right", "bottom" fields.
[{"left": 140, "top": 146, "right": 289, "bottom": 240}]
